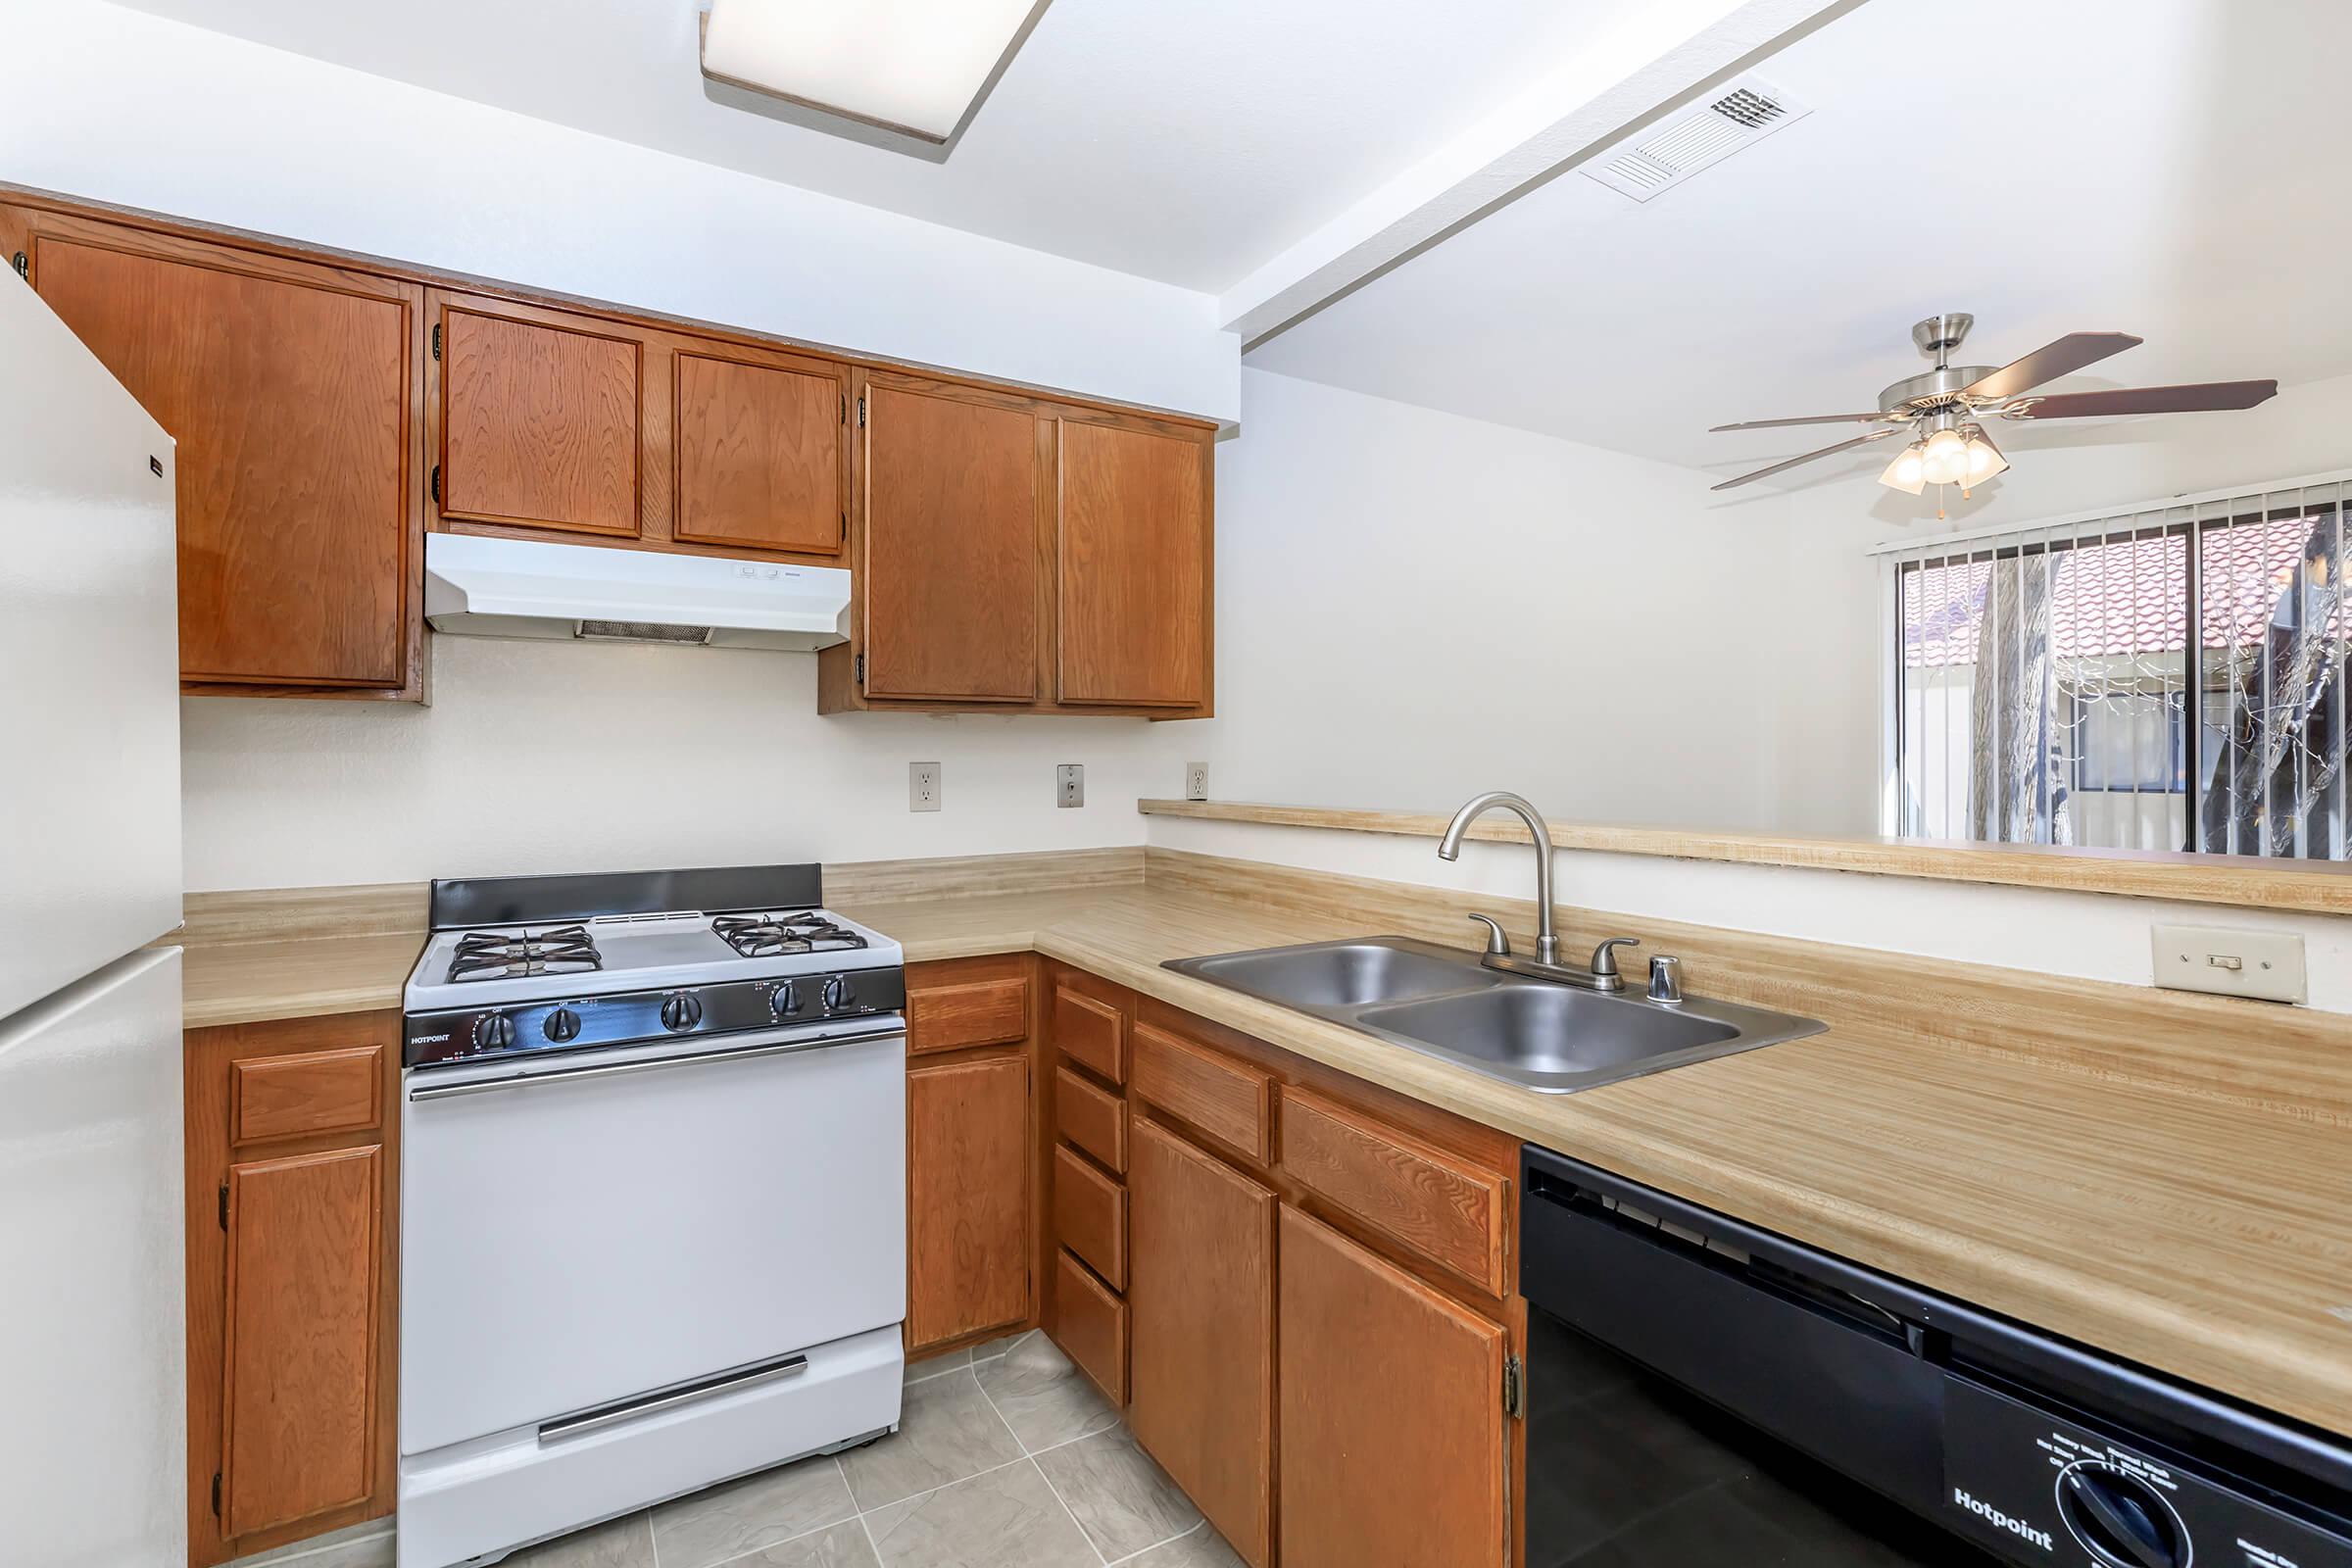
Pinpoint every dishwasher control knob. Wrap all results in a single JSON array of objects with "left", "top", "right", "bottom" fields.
[
  {"left": 770, "top": 981, "right": 802, "bottom": 1019},
  {"left": 543, "top": 1006, "right": 581, "bottom": 1043},
  {"left": 471, "top": 1012, "right": 516, "bottom": 1052},
  {"left": 660, "top": 993, "right": 704, "bottom": 1033},
  {"left": 821, "top": 975, "right": 856, "bottom": 1013},
  {"left": 2056, "top": 1462, "right": 2185, "bottom": 1568}
]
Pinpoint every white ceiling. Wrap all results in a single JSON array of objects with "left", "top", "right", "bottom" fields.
[
  {"left": 108, "top": 0, "right": 1661, "bottom": 291},
  {"left": 1247, "top": 0, "right": 2352, "bottom": 492}
]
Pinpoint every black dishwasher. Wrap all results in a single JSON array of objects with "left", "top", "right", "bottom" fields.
[{"left": 1522, "top": 1146, "right": 2352, "bottom": 1568}]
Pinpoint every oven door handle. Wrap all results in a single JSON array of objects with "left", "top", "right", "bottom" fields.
[{"left": 406, "top": 1026, "right": 906, "bottom": 1102}]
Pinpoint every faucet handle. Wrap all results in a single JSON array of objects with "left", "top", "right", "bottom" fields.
[
  {"left": 1466, "top": 913, "right": 1511, "bottom": 956},
  {"left": 1646, "top": 955, "right": 1684, "bottom": 1004},
  {"left": 1590, "top": 936, "right": 1642, "bottom": 979}
]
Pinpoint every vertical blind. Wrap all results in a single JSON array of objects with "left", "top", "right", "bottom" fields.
[{"left": 1886, "top": 476, "right": 2348, "bottom": 858}]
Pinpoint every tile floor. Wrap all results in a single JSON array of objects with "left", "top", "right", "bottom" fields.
[{"left": 482, "top": 1330, "right": 1248, "bottom": 1568}]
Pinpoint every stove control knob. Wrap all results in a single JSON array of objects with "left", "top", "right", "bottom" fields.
[
  {"left": 821, "top": 975, "right": 856, "bottom": 1013},
  {"left": 543, "top": 1006, "right": 582, "bottom": 1043},
  {"left": 770, "top": 981, "right": 802, "bottom": 1020},
  {"left": 471, "top": 1012, "right": 517, "bottom": 1052},
  {"left": 660, "top": 993, "right": 704, "bottom": 1033}
]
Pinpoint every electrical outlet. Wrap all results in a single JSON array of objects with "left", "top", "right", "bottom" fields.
[
  {"left": 2150, "top": 923, "right": 2305, "bottom": 1004},
  {"left": 909, "top": 761, "right": 941, "bottom": 812},
  {"left": 1185, "top": 761, "right": 1209, "bottom": 802},
  {"left": 1056, "top": 763, "right": 1085, "bottom": 808}
]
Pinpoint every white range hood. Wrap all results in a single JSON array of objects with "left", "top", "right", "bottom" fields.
[{"left": 424, "top": 533, "right": 850, "bottom": 651}]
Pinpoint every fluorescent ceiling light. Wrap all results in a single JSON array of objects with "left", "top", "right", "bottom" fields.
[{"left": 702, "top": 0, "right": 1043, "bottom": 144}]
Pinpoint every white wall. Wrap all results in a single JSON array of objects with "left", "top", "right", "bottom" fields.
[
  {"left": 181, "top": 637, "right": 1197, "bottom": 891},
  {"left": 0, "top": 0, "right": 1238, "bottom": 423}
]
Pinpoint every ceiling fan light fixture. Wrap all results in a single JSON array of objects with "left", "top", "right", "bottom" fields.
[
  {"left": 1918, "top": 426, "right": 1971, "bottom": 487},
  {"left": 1960, "top": 424, "right": 2008, "bottom": 488},
  {"left": 1879, "top": 439, "right": 1929, "bottom": 496}
]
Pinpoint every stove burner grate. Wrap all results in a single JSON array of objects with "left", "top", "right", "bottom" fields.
[
  {"left": 447, "top": 924, "right": 604, "bottom": 983},
  {"left": 711, "top": 912, "right": 870, "bottom": 958}
]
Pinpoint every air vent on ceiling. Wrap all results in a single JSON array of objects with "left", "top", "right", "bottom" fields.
[{"left": 1582, "top": 76, "right": 1810, "bottom": 203}]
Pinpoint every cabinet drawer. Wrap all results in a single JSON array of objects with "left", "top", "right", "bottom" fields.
[
  {"left": 1054, "top": 986, "right": 1127, "bottom": 1084},
  {"left": 1054, "top": 1065, "right": 1127, "bottom": 1173},
  {"left": 1132, "top": 1024, "right": 1270, "bottom": 1164},
  {"left": 1054, "top": 1249, "right": 1128, "bottom": 1405},
  {"left": 1054, "top": 1144, "right": 1127, "bottom": 1290},
  {"left": 231, "top": 1045, "right": 385, "bottom": 1146},
  {"left": 1278, "top": 1087, "right": 1508, "bottom": 1296},
  {"left": 907, "top": 974, "right": 1030, "bottom": 1056}
]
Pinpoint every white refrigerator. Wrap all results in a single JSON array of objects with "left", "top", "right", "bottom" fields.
[{"left": 0, "top": 269, "right": 188, "bottom": 1564}]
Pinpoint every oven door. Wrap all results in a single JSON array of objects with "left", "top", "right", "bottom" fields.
[{"left": 399, "top": 1023, "right": 906, "bottom": 1456}]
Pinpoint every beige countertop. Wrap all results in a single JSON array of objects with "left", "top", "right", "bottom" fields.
[{"left": 174, "top": 876, "right": 2352, "bottom": 1441}]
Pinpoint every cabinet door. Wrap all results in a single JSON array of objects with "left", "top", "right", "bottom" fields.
[
  {"left": 906, "top": 1055, "right": 1033, "bottom": 1348},
  {"left": 862, "top": 377, "right": 1039, "bottom": 702},
  {"left": 437, "top": 297, "right": 642, "bottom": 538},
  {"left": 220, "top": 1145, "right": 385, "bottom": 1542},
  {"left": 673, "top": 349, "right": 845, "bottom": 556},
  {"left": 1055, "top": 416, "right": 1208, "bottom": 708},
  {"left": 21, "top": 218, "right": 417, "bottom": 691},
  {"left": 1128, "top": 1118, "right": 1275, "bottom": 1567},
  {"left": 1278, "top": 1207, "right": 1507, "bottom": 1568}
]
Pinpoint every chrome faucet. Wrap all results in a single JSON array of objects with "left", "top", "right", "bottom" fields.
[{"left": 1438, "top": 790, "right": 1561, "bottom": 964}]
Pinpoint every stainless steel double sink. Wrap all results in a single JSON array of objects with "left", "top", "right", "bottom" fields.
[{"left": 1163, "top": 936, "right": 1825, "bottom": 1095}]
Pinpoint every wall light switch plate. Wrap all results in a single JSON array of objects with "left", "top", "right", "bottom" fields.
[
  {"left": 1056, "top": 763, "right": 1084, "bottom": 808},
  {"left": 1185, "top": 762, "right": 1208, "bottom": 802},
  {"left": 2151, "top": 923, "right": 2305, "bottom": 1004},
  {"left": 909, "top": 761, "right": 941, "bottom": 812}
]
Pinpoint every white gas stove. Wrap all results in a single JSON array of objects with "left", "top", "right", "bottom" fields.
[{"left": 396, "top": 865, "right": 906, "bottom": 1568}]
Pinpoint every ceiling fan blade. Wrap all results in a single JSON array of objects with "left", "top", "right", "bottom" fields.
[
  {"left": 1710, "top": 427, "right": 1900, "bottom": 492},
  {"left": 1708, "top": 413, "right": 1892, "bottom": 433},
  {"left": 1961, "top": 331, "right": 2142, "bottom": 401},
  {"left": 1999, "top": 380, "right": 2280, "bottom": 419}
]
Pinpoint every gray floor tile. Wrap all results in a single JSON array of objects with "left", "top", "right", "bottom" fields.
[
  {"left": 650, "top": 1453, "right": 858, "bottom": 1568},
  {"left": 1121, "top": 1521, "right": 1248, "bottom": 1568},
  {"left": 839, "top": 1368, "right": 1024, "bottom": 1511},
  {"left": 225, "top": 1521, "right": 395, "bottom": 1568},
  {"left": 862, "top": 1460, "right": 1098, "bottom": 1568},
  {"left": 905, "top": 1346, "right": 971, "bottom": 1384},
  {"left": 975, "top": 1330, "right": 1118, "bottom": 1451},
  {"left": 967, "top": 1331, "right": 1025, "bottom": 1368},
  {"left": 720, "top": 1519, "right": 882, "bottom": 1567},
  {"left": 1035, "top": 1425, "right": 1200, "bottom": 1561},
  {"left": 502, "top": 1513, "right": 655, "bottom": 1568}
]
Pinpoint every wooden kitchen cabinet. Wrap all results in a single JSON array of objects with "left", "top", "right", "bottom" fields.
[
  {"left": 672, "top": 347, "right": 846, "bottom": 556},
  {"left": 1128, "top": 1115, "right": 1277, "bottom": 1568},
  {"left": 434, "top": 295, "right": 644, "bottom": 538},
  {"left": 906, "top": 1053, "right": 1035, "bottom": 1349},
  {"left": 1278, "top": 1207, "right": 1509, "bottom": 1568},
  {"left": 2, "top": 201, "right": 424, "bottom": 699},
  {"left": 184, "top": 1011, "right": 402, "bottom": 1566},
  {"left": 1055, "top": 415, "right": 1211, "bottom": 708}
]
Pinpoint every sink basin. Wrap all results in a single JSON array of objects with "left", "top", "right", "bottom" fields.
[{"left": 1163, "top": 936, "right": 1824, "bottom": 1094}]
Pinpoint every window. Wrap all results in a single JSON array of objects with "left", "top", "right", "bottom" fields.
[{"left": 1887, "top": 478, "right": 2348, "bottom": 859}]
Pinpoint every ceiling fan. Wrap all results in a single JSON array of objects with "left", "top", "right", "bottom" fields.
[{"left": 1707, "top": 313, "right": 2278, "bottom": 507}]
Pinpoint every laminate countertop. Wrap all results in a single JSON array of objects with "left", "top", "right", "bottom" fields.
[{"left": 176, "top": 881, "right": 2352, "bottom": 1442}]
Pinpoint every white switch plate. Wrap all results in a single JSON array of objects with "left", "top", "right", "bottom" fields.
[
  {"left": 2151, "top": 923, "right": 2305, "bottom": 1004},
  {"left": 1056, "top": 763, "right": 1084, "bottom": 808},
  {"left": 909, "top": 761, "right": 941, "bottom": 812},
  {"left": 1185, "top": 762, "right": 1208, "bottom": 802}
]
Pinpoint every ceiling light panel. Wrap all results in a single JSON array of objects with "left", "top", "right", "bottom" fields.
[{"left": 702, "top": 0, "right": 1041, "bottom": 143}]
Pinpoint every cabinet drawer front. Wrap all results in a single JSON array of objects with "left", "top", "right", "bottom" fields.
[
  {"left": 1278, "top": 1087, "right": 1507, "bottom": 1296},
  {"left": 1054, "top": 1066, "right": 1127, "bottom": 1174},
  {"left": 1054, "top": 1249, "right": 1128, "bottom": 1405},
  {"left": 1132, "top": 1024, "right": 1270, "bottom": 1165},
  {"left": 907, "top": 975, "right": 1030, "bottom": 1056},
  {"left": 1054, "top": 986, "right": 1126, "bottom": 1084},
  {"left": 231, "top": 1045, "right": 384, "bottom": 1146},
  {"left": 1054, "top": 1144, "right": 1127, "bottom": 1291}
]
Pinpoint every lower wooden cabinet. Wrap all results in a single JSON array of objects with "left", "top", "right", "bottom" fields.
[
  {"left": 906, "top": 1054, "right": 1035, "bottom": 1349},
  {"left": 184, "top": 1011, "right": 401, "bottom": 1567},
  {"left": 1278, "top": 1207, "right": 1509, "bottom": 1568},
  {"left": 1128, "top": 1116, "right": 1278, "bottom": 1568}
]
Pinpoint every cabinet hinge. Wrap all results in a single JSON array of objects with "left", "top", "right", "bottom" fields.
[
  {"left": 211, "top": 1472, "right": 221, "bottom": 1518},
  {"left": 218, "top": 1183, "right": 229, "bottom": 1232},
  {"left": 857, "top": 395, "right": 866, "bottom": 428},
  {"left": 1503, "top": 1353, "right": 1525, "bottom": 1419},
  {"left": 840, "top": 392, "right": 846, "bottom": 424},
  {"left": 854, "top": 652, "right": 865, "bottom": 684},
  {"left": 9, "top": 251, "right": 26, "bottom": 280},
  {"left": 430, "top": 465, "right": 441, "bottom": 505},
  {"left": 431, "top": 321, "right": 442, "bottom": 361}
]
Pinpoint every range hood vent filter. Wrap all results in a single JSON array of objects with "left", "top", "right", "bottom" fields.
[
  {"left": 424, "top": 533, "right": 850, "bottom": 652},
  {"left": 1582, "top": 76, "right": 1810, "bottom": 203}
]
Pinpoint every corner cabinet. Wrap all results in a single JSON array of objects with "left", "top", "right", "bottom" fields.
[{"left": 820, "top": 370, "right": 1215, "bottom": 718}]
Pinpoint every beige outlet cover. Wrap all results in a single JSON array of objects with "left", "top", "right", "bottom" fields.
[{"left": 2151, "top": 924, "right": 2306, "bottom": 1004}]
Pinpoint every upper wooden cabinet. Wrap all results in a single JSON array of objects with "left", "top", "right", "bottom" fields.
[
  {"left": 1056, "top": 416, "right": 1210, "bottom": 709},
  {"left": 425, "top": 289, "right": 849, "bottom": 564},
  {"left": 2, "top": 203, "right": 423, "bottom": 698}
]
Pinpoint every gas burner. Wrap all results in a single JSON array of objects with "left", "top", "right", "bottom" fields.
[
  {"left": 447, "top": 924, "right": 603, "bottom": 984},
  {"left": 711, "top": 912, "right": 870, "bottom": 958}
]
